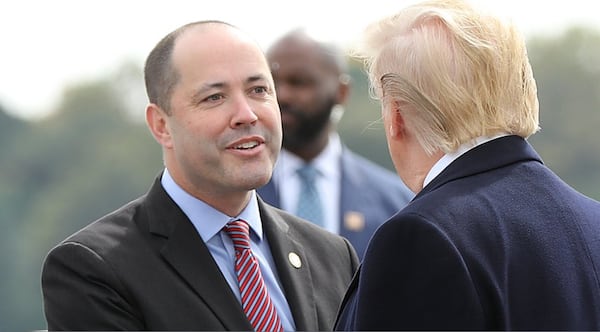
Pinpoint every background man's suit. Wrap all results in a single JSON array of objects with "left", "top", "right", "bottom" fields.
[
  {"left": 258, "top": 148, "right": 413, "bottom": 258},
  {"left": 336, "top": 136, "right": 600, "bottom": 330},
  {"left": 41, "top": 176, "right": 359, "bottom": 331}
]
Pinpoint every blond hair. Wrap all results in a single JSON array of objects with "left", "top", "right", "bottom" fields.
[{"left": 355, "top": 0, "right": 539, "bottom": 154}]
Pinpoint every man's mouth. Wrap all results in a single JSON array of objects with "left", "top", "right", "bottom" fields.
[{"left": 233, "top": 140, "right": 260, "bottom": 150}]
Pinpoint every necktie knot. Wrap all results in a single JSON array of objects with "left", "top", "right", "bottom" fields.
[
  {"left": 224, "top": 219, "right": 251, "bottom": 250},
  {"left": 297, "top": 164, "right": 319, "bottom": 183}
]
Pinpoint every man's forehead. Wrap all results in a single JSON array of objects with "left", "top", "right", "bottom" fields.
[
  {"left": 268, "top": 40, "right": 340, "bottom": 75},
  {"left": 202, "top": 73, "right": 271, "bottom": 87},
  {"left": 173, "top": 23, "right": 261, "bottom": 58},
  {"left": 173, "top": 27, "right": 269, "bottom": 69}
]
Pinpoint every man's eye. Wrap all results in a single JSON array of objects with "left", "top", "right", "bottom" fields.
[
  {"left": 205, "top": 94, "right": 223, "bottom": 101},
  {"left": 253, "top": 86, "right": 268, "bottom": 94},
  {"left": 289, "top": 78, "right": 312, "bottom": 87}
]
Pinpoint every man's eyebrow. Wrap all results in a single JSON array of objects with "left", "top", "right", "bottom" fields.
[
  {"left": 246, "top": 74, "right": 269, "bottom": 84},
  {"left": 190, "top": 81, "right": 226, "bottom": 102},
  {"left": 191, "top": 74, "right": 270, "bottom": 100}
]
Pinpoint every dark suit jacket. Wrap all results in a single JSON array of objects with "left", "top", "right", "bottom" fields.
[
  {"left": 258, "top": 147, "right": 413, "bottom": 258},
  {"left": 41, "top": 175, "right": 359, "bottom": 331},
  {"left": 336, "top": 135, "right": 600, "bottom": 330}
]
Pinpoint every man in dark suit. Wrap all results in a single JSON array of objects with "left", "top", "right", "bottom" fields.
[
  {"left": 335, "top": 0, "right": 600, "bottom": 330},
  {"left": 41, "top": 20, "right": 359, "bottom": 331},
  {"left": 258, "top": 29, "right": 413, "bottom": 258}
]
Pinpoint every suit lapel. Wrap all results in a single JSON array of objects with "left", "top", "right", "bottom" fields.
[
  {"left": 142, "top": 177, "right": 253, "bottom": 331},
  {"left": 258, "top": 198, "right": 319, "bottom": 331},
  {"left": 257, "top": 179, "right": 280, "bottom": 207},
  {"left": 339, "top": 149, "right": 365, "bottom": 217}
]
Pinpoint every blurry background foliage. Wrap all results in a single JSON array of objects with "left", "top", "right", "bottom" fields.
[{"left": 1, "top": 26, "right": 599, "bottom": 332}]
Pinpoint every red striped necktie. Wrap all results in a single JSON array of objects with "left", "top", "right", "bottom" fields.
[{"left": 224, "top": 219, "right": 284, "bottom": 332}]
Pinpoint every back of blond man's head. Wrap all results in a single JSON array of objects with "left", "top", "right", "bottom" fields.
[{"left": 355, "top": 0, "right": 539, "bottom": 155}]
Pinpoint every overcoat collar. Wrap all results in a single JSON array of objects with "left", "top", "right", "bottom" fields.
[{"left": 417, "top": 135, "right": 542, "bottom": 199}]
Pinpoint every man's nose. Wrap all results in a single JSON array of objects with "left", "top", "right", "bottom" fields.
[{"left": 230, "top": 95, "right": 258, "bottom": 127}]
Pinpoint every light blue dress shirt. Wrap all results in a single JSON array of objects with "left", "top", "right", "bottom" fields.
[
  {"left": 272, "top": 132, "right": 342, "bottom": 234},
  {"left": 161, "top": 169, "right": 296, "bottom": 331}
]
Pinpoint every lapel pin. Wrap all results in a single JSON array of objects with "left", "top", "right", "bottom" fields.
[
  {"left": 344, "top": 211, "right": 365, "bottom": 232},
  {"left": 288, "top": 252, "right": 302, "bottom": 269}
]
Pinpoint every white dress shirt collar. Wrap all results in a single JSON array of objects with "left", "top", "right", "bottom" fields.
[
  {"left": 277, "top": 132, "right": 342, "bottom": 180},
  {"left": 423, "top": 133, "right": 511, "bottom": 188},
  {"left": 274, "top": 132, "right": 342, "bottom": 233}
]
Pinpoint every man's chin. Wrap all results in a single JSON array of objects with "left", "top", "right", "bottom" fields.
[
  {"left": 240, "top": 169, "right": 273, "bottom": 189},
  {"left": 282, "top": 139, "right": 304, "bottom": 151}
]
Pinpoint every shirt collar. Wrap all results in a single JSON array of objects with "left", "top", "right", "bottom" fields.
[
  {"left": 278, "top": 132, "right": 342, "bottom": 178},
  {"left": 423, "top": 133, "right": 510, "bottom": 188},
  {"left": 161, "top": 168, "right": 264, "bottom": 243}
]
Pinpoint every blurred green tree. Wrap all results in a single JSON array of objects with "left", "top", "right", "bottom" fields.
[
  {"left": 338, "top": 58, "right": 395, "bottom": 171},
  {"left": 0, "top": 63, "right": 162, "bottom": 331},
  {"left": 528, "top": 26, "right": 600, "bottom": 199}
]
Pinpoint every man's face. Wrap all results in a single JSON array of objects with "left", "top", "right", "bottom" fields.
[
  {"left": 163, "top": 25, "right": 282, "bottom": 198},
  {"left": 267, "top": 38, "right": 339, "bottom": 150}
]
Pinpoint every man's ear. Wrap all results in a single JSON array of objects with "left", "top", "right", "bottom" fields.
[
  {"left": 388, "top": 101, "right": 406, "bottom": 140},
  {"left": 145, "top": 103, "right": 173, "bottom": 148},
  {"left": 335, "top": 74, "right": 351, "bottom": 105}
]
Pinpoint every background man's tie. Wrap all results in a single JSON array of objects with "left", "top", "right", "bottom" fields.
[
  {"left": 224, "top": 219, "right": 283, "bottom": 332},
  {"left": 295, "top": 164, "right": 324, "bottom": 227}
]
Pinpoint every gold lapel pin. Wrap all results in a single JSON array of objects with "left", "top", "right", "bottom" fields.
[
  {"left": 288, "top": 252, "right": 302, "bottom": 269},
  {"left": 344, "top": 211, "right": 365, "bottom": 232}
]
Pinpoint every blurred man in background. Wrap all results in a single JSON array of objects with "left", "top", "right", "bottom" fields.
[{"left": 258, "top": 29, "right": 413, "bottom": 258}]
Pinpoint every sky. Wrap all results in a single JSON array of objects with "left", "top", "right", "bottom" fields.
[{"left": 1, "top": 0, "right": 599, "bottom": 119}]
